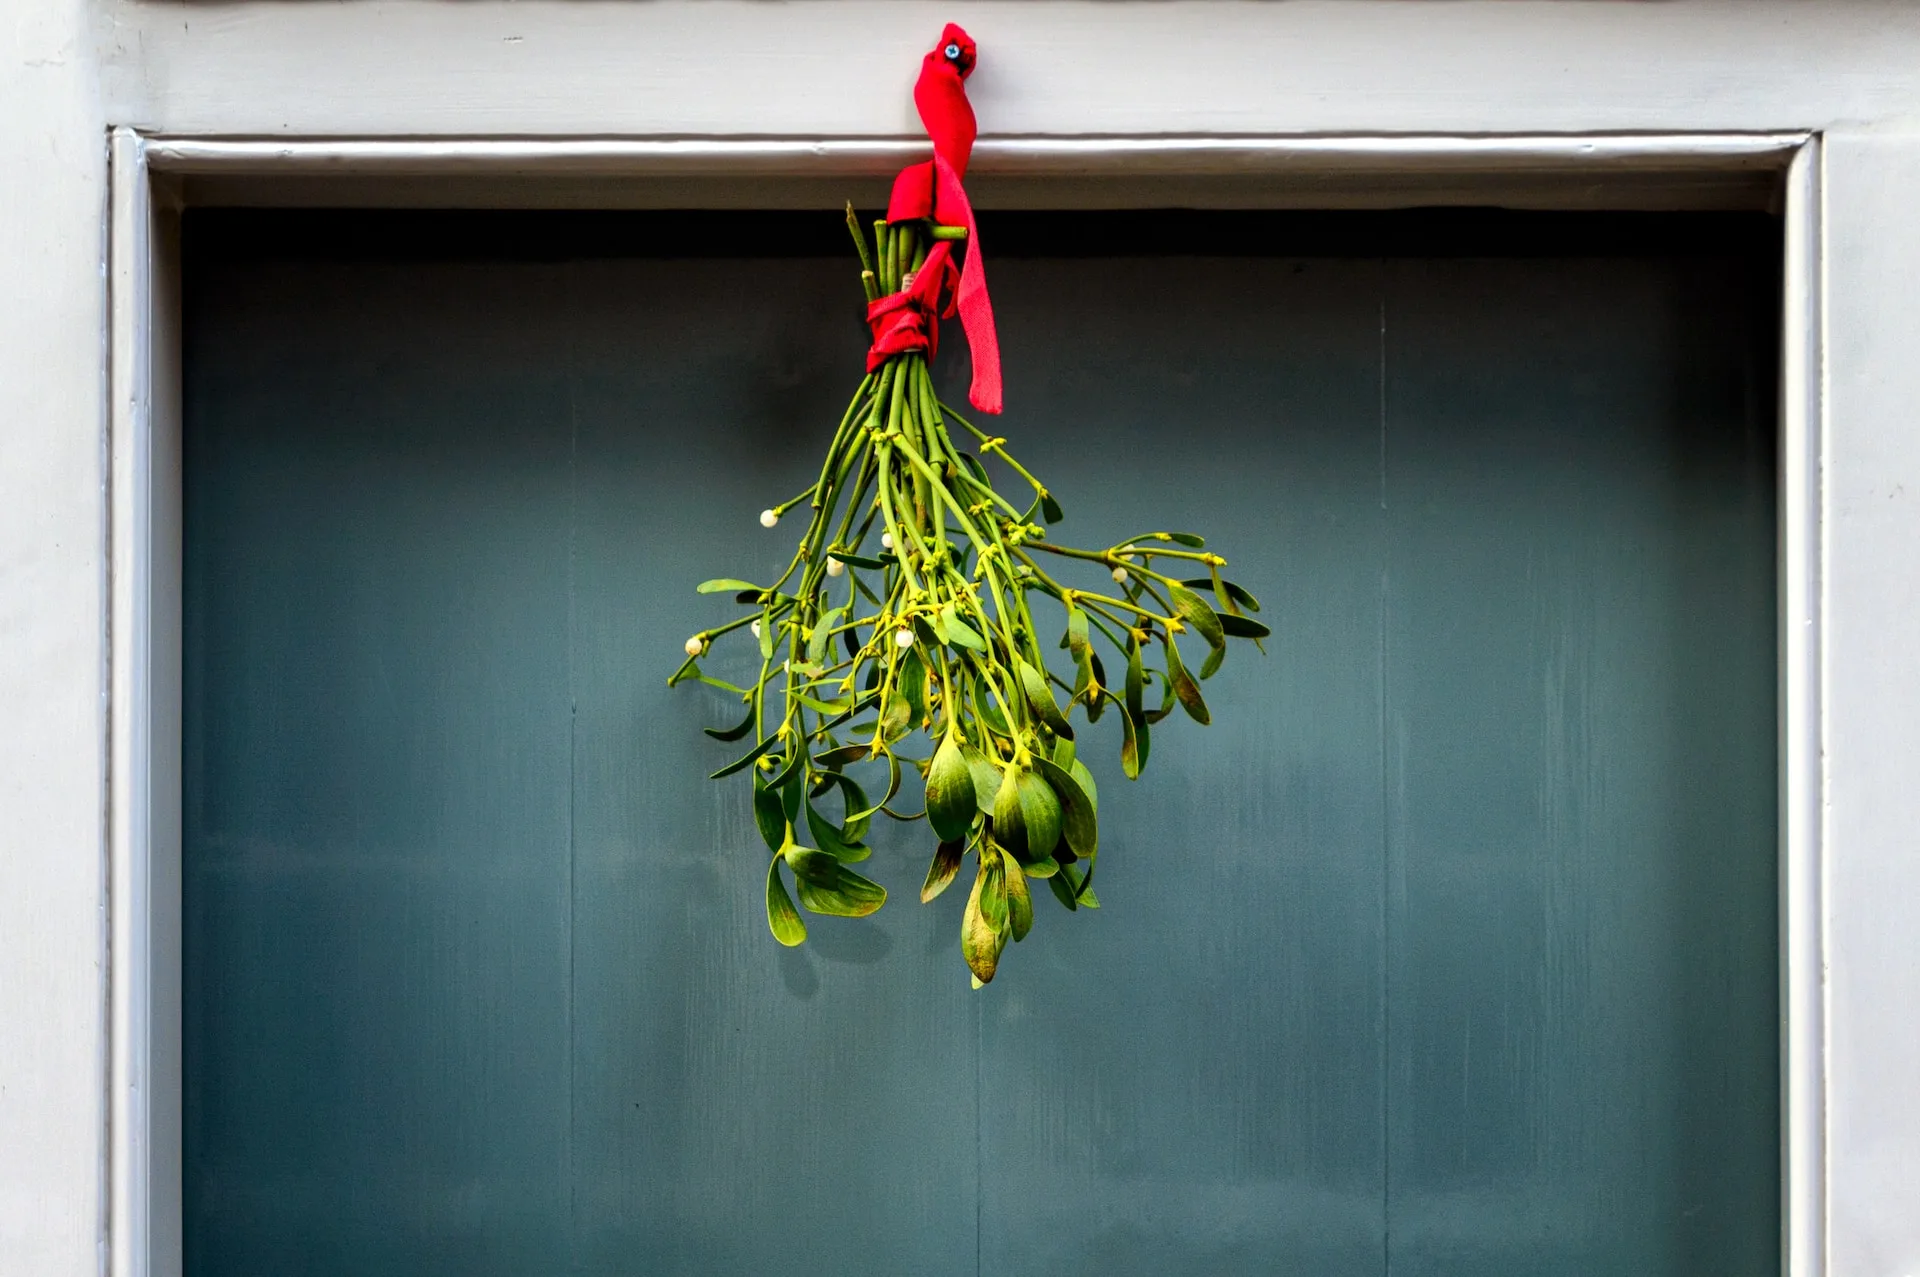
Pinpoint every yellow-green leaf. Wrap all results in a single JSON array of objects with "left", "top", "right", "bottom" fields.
[
  {"left": 765, "top": 859, "right": 807, "bottom": 946},
  {"left": 1000, "top": 846, "right": 1033, "bottom": 942}
]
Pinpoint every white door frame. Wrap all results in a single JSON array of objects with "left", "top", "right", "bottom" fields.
[{"left": 106, "top": 129, "right": 1825, "bottom": 1277}]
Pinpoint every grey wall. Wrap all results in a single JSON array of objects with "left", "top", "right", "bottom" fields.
[{"left": 182, "top": 211, "right": 1778, "bottom": 1276}]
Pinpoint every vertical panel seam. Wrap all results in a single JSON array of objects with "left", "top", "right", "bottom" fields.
[
  {"left": 1378, "top": 284, "right": 1393, "bottom": 1277},
  {"left": 565, "top": 264, "right": 581, "bottom": 1275}
]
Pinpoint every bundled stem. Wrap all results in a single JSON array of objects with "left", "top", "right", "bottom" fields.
[{"left": 673, "top": 206, "right": 1268, "bottom": 985}]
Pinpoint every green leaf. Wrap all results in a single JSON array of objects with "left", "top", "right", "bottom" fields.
[
  {"left": 1164, "top": 532, "right": 1206, "bottom": 548},
  {"left": 1163, "top": 634, "right": 1211, "bottom": 725},
  {"left": 1046, "top": 871, "right": 1079, "bottom": 912},
  {"left": 992, "top": 765, "right": 1027, "bottom": 856},
  {"left": 711, "top": 734, "right": 778, "bottom": 779},
  {"left": 1040, "top": 492, "right": 1065, "bottom": 525},
  {"left": 757, "top": 607, "right": 775, "bottom": 659},
  {"left": 1034, "top": 757, "right": 1098, "bottom": 860},
  {"left": 925, "top": 734, "right": 978, "bottom": 842},
  {"left": 940, "top": 604, "right": 986, "bottom": 651},
  {"left": 1199, "top": 643, "right": 1226, "bottom": 681},
  {"left": 965, "top": 746, "right": 1002, "bottom": 817},
  {"left": 921, "top": 838, "right": 965, "bottom": 903},
  {"left": 1000, "top": 846, "right": 1033, "bottom": 941},
  {"left": 830, "top": 774, "right": 874, "bottom": 842},
  {"left": 698, "top": 578, "right": 760, "bottom": 594},
  {"left": 1070, "top": 758, "right": 1099, "bottom": 812},
  {"left": 961, "top": 852, "right": 1001, "bottom": 983},
  {"left": 1181, "top": 576, "right": 1261, "bottom": 614},
  {"left": 1218, "top": 613, "right": 1272, "bottom": 639},
  {"left": 1125, "top": 637, "right": 1146, "bottom": 723},
  {"left": 981, "top": 847, "right": 1010, "bottom": 936},
  {"left": 765, "top": 859, "right": 807, "bottom": 946},
  {"left": 806, "top": 801, "right": 870, "bottom": 863},
  {"left": 1022, "top": 855, "right": 1060, "bottom": 878},
  {"left": 704, "top": 702, "right": 756, "bottom": 742},
  {"left": 1064, "top": 604, "right": 1090, "bottom": 662},
  {"left": 807, "top": 607, "right": 843, "bottom": 666},
  {"left": 957, "top": 452, "right": 990, "bottom": 485},
  {"left": 880, "top": 690, "right": 913, "bottom": 743},
  {"left": 900, "top": 649, "right": 928, "bottom": 727},
  {"left": 1169, "top": 583, "right": 1226, "bottom": 650},
  {"left": 828, "top": 551, "right": 887, "bottom": 570},
  {"left": 1050, "top": 734, "right": 1075, "bottom": 769},
  {"left": 1017, "top": 658, "right": 1073, "bottom": 740},
  {"left": 1016, "top": 767, "right": 1064, "bottom": 860},
  {"left": 784, "top": 846, "right": 887, "bottom": 917},
  {"left": 753, "top": 777, "right": 787, "bottom": 852}
]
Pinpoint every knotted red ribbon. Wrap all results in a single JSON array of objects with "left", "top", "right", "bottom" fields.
[{"left": 865, "top": 23, "right": 1003, "bottom": 415}]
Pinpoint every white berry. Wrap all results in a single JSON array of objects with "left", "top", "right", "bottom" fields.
[
  {"left": 826, "top": 558, "right": 845, "bottom": 577},
  {"left": 759, "top": 509, "right": 779, "bottom": 528},
  {"left": 1111, "top": 566, "right": 1129, "bottom": 584},
  {"left": 895, "top": 628, "right": 914, "bottom": 648},
  {"left": 750, "top": 620, "right": 762, "bottom": 639},
  {"left": 684, "top": 635, "right": 703, "bottom": 657},
  {"left": 881, "top": 531, "right": 895, "bottom": 550}
]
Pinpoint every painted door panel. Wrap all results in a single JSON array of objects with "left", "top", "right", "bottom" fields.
[{"left": 183, "top": 210, "right": 1777, "bottom": 1275}]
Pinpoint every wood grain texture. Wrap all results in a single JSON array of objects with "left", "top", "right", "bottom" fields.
[{"left": 181, "top": 210, "right": 1777, "bottom": 1275}]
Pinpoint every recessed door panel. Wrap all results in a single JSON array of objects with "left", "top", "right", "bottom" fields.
[{"left": 183, "top": 210, "right": 1777, "bottom": 1276}]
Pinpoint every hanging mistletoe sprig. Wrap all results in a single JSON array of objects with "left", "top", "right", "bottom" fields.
[{"left": 669, "top": 25, "right": 1268, "bottom": 985}]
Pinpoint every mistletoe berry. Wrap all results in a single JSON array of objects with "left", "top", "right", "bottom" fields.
[{"left": 759, "top": 509, "right": 780, "bottom": 528}]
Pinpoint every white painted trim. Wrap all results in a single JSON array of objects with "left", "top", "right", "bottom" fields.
[
  {"left": 108, "top": 128, "right": 183, "bottom": 1277},
  {"left": 106, "top": 131, "right": 1825, "bottom": 1277},
  {"left": 143, "top": 132, "right": 1810, "bottom": 176},
  {"left": 1779, "top": 137, "right": 1828, "bottom": 1277}
]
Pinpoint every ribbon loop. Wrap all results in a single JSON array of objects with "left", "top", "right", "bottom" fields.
[{"left": 866, "top": 240, "right": 960, "bottom": 371}]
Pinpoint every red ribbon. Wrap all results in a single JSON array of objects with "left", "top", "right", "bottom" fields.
[{"left": 866, "top": 24, "right": 1003, "bottom": 415}]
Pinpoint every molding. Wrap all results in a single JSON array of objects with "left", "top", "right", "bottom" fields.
[
  {"left": 105, "top": 130, "right": 1825, "bottom": 1277},
  {"left": 1779, "top": 136, "right": 1828, "bottom": 1277}
]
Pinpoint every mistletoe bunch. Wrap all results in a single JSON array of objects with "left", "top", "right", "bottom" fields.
[{"left": 670, "top": 208, "right": 1267, "bottom": 986}]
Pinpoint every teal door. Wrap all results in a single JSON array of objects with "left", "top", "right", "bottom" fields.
[{"left": 183, "top": 209, "right": 1779, "bottom": 1275}]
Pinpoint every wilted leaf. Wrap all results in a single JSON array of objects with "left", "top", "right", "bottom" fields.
[
  {"left": 962, "top": 852, "right": 1001, "bottom": 983},
  {"left": 1163, "top": 634, "right": 1211, "bottom": 726},
  {"left": 1000, "top": 846, "right": 1033, "bottom": 941},
  {"left": 1119, "top": 704, "right": 1149, "bottom": 779},
  {"left": 766, "top": 859, "right": 807, "bottom": 946},
  {"left": 921, "top": 838, "right": 965, "bottom": 902},
  {"left": 926, "top": 734, "right": 978, "bottom": 841}
]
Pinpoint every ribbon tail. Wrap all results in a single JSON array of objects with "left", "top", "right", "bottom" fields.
[{"left": 934, "top": 157, "right": 1002, "bottom": 415}]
